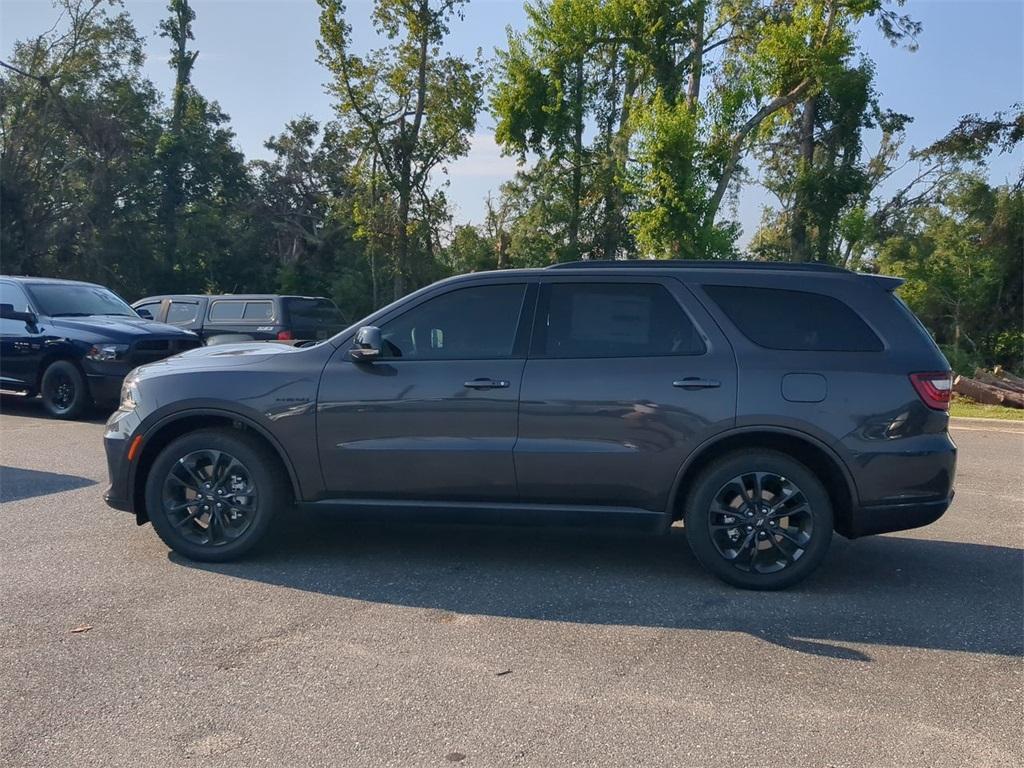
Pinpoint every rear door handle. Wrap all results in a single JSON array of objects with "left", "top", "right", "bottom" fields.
[
  {"left": 673, "top": 377, "right": 721, "bottom": 390},
  {"left": 464, "top": 378, "right": 510, "bottom": 390}
]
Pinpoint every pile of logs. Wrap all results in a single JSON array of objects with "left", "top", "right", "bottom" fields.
[{"left": 953, "top": 366, "right": 1024, "bottom": 409}]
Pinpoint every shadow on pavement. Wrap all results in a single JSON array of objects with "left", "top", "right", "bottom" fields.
[
  {"left": 0, "top": 465, "right": 97, "bottom": 502},
  {"left": 175, "top": 513, "right": 1024, "bottom": 662},
  {"left": 0, "top": 393, "right": 110, "bottom": 424}
]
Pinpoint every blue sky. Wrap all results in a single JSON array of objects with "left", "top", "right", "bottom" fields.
[{"left": 2, "top": 0, "right": 1022, "bottom": 242}]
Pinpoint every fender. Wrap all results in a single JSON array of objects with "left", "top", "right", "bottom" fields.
[
  {"left": 664, "top": 424, "right": 861, "bottom": 517},
  {"left": 129, "top": 403, "right": 306, "bottom": 513}
]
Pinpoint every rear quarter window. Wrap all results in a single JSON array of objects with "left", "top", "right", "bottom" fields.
[
  {"left": 704, "top": 285, "right": 883, "bottom": 352},
  {"left": 208, "top": 301, "right": 245, "bottom": 322}
]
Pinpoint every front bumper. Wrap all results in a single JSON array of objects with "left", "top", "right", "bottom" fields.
[
  {"left": 103, "top": 406, "right": 142, "bottom": 517},
  {"left": 87, "top": 372, "right": 125, "bottom": 405}
]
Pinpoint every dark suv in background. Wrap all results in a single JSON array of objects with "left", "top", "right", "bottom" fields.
[
  {"left": 132, "top": 294, "right": 346, "bottom": 345},
  {"left": 103, "top": 261, "right": 956, "bottom": 589},
  {"left": 0, "top": 276, "right": 199, "bottom": 418}
]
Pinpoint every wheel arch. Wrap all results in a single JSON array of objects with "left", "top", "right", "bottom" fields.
[
  {"left": 667, "top": 427, "right": 859, "bottom": 537},
  {"left": 130, "top": 408, "right": 300, "bottom": 523}
]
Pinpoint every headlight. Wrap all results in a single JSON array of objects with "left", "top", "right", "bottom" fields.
[
  {"left": 119, "top": 378, "right": 140, "bottom": 411},
  {"left": 86, "top": 343, "right": 130, "bottom": 362}
]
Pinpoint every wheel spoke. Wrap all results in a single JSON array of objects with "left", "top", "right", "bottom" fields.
[
  {"left": 768, "top": 487, "right": 800, "bottom": 513},
  {"left": 745, "top": 472, "right": 763, "bottom": 502},
  {"left": 774, "top": 527, "right": 806, "bottom": 548},
  {"left": 707, "top": 469, "right": 815, "bottom": 574},
  {"left": 769, "top": 503, "right": 809, "bottom": 521},
  {"left": 763, "top": 531, "right": 795, "bottom": 563},
  {"left": 174, "top": 506, "right": 204, "bottom": 528},
  {"left": 176, "top": 459, "right": 206, "bottom": 492}
]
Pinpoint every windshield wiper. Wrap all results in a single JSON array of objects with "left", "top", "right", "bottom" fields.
[{"left": 50, "top": 312, "right": 93, "bottom": 317}]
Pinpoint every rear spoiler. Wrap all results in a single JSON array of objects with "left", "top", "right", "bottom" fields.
[{"left": 858, "top": 273, "right": 906, "bottom": 292}]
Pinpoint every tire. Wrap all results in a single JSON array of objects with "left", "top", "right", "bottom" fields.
[
  {"left": 683, "top": 450, "right": 833, "bottom": 590},
  {"left": 144, "top": 428, "right": 289, "bottom": 562},
  {"left": 40, "top": 360, "right": 91, "bottom": 419}
]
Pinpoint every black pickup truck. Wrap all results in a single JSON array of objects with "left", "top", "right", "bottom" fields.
[
  {"left": 131, "top": 294, "right": 346, "bottom": 345},
  {"left": 0, "top": 276, "right": 200, "bottom": 419}
]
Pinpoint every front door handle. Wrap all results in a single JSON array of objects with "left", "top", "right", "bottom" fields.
[
  {"left": 464, "top": 378, "right": 510, "bottom": 390},
  {"left": 673, "top": 377, "right": 721, "bottom": 390}
]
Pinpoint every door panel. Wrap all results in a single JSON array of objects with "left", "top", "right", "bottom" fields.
[
  {"left": 316, "top": 357, "right": 525, "bottom": 500},
  {"left": 316, "top": 281, "right": 532, "bottom": 502},
  {"left": 515, "top": 278, "right": 736, "bottom": 513},
  {"left": 0, "top": 281, "right": 43, "bottom": 389}
]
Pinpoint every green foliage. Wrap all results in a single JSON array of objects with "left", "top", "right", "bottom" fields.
[
  {"left": 877, "top": 177, "right": 1023, "bottom": 370},
  {"left": 0, "top": 0, "right": 1018, "bottom": 369},
  {"left": 317, "top": 0, "right": 484, "bottom": 297}
]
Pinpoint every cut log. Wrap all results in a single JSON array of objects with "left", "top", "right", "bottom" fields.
[
  {"left": 973, "top": 368, "right": 1024, "bottom": 394},
  {"left": 954, "top": 376, "right": 1024, "bottom": 408},
  {"left": 993, "top": 366, "right": 1024, "bottom": 390}
]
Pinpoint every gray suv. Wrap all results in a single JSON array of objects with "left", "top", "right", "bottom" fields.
[{"left": 102, "top": 261, "right": 956, "bottom": 589}]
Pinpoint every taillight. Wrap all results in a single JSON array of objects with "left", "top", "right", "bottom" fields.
[
  {"left": 276, "top": 330, "right": 294, "bottom": 341},
  {"left": 909, "top": 371, "right": 952, "bottom": 410}
]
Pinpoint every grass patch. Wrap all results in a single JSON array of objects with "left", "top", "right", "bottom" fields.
[{"left": 949, "top": 398, "right": 1024, "bottom": 421}]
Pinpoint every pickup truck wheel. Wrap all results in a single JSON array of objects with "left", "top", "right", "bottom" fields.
[
  {"left": 145, "top": 429, "right": 287, "bottom": 562},
  {"left": 40, "top": 360, "right": 91, "bottom": 419},
  {"left": 684, "top": 450, "right": 833, "bottom": 590}
]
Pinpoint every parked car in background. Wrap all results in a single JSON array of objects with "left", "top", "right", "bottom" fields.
[
  {"left": 131, "top": 294, "right": 346, "bottom": 345},
  {"left": 104, "top": 260, "right": 956, "bottom": 589},
  {"left": 0, "top": 276, "right": 200, "bottom": 419}
]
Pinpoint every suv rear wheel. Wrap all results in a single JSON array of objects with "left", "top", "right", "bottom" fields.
[
  {"left": 145, "top": 429, "right": 288, "bottom": 562},
  {"left": 684, "top": 450, "right": 833, "bottom": 590},
  {"left": 40, "top": 360, "right": 91, "bottom": 419}
]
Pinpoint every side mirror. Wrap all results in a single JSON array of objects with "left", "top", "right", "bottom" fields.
[
  {"left": 349, "top": 325, "right": 382, "bottom": 362},
  {"left": 136, "top": 308, "right": 153, "bottom": 320},
  {"left": 0, "top": 303, "right": 37, "bottom": 325}
]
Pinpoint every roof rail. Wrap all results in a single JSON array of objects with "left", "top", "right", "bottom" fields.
[{"left": 546, "top": 259, "right": 850, "bottom": 273}]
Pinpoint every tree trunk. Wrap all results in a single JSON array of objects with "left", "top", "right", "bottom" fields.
[
  {"left": 686, "top": 1, "right": 705, "bottom": 112},
  {"left": 567, "top": 56, "right": 584, "bottom": 260},
  {"left": 703, "top": 77, "right": 813, "bottom": 238},
  {"left": 790, "top": 96, "right": 816, "bottom": 261},
  {"left": 394, "top": 183, "right": 410, "bottom": 300}
]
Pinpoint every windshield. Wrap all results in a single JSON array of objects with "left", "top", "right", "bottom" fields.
[{"left": 26, "top": 283, "right": 136, "bottom": 317}]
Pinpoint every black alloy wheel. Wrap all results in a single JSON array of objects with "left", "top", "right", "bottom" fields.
[
  {"left": 40, "top": 360, "right": 91, "bottom": 419},
  {"left": 161, "top": 449, "right": 260, "bottom": 548},
  {"left": 684, "top": 450, "right": 833, "bottom": 590},
  {"left": 145, "top": 429, "right": 288, "bottom": 562}
]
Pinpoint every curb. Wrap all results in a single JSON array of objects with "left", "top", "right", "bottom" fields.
[{"left": 949, "top": 416, "right": 1024, "bottom": 429}]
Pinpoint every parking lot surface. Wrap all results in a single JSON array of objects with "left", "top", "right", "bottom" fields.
[{"left": 1, "top": 397, "right": 1022, "bottom": 767}]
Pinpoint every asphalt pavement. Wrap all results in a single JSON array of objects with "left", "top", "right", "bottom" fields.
[{"left": 1, "top": 395, "right": 1022, "bottom": 767}]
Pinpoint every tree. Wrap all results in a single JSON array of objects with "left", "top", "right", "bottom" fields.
[
  {"left": 876, "top": 178, "right": 1023, "bottom": 371},
  {"left": 155, "top": 0, "right": 198, "bottom": 274},
  {"left": 317, "top": 0, "right": 484, "bottom": 298},
  {"left": 0, "top": 0, "right": 164, "bottom": 294}
]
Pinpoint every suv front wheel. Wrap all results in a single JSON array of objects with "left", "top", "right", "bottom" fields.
[
  {"left": 145, "top": 428, "right": 288, "bottom": 562},
  {"left": 684, "top": 450, "right": 833, "bottom": 590}
]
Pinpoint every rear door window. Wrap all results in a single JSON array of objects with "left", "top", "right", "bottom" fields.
[
  {"left": 533, "top": 282, "right": 705, "bottom": 358},
  {"left": 704, "top": 285, "right": 882, "bottom": 352},
  {"left": 166, "top": 301, "right": 200, "bottom": 325},
  {"left": 134, "top": 301, "right": 163, "bottom": 321}
]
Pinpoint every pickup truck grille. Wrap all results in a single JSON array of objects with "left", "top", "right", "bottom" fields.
[{"left": 129, "top": 338, "right": 201, "bottom": 367}]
